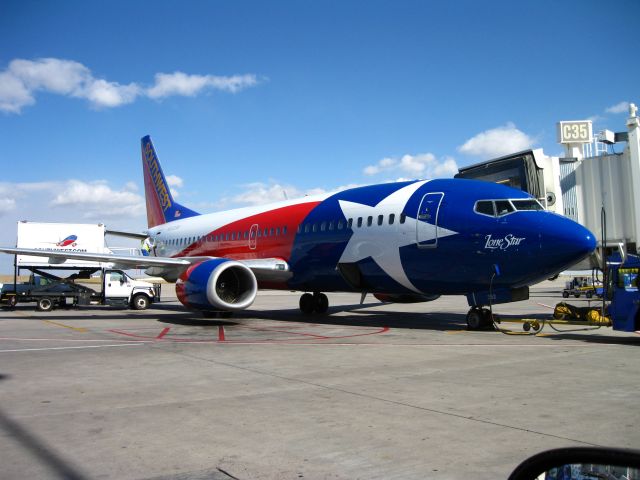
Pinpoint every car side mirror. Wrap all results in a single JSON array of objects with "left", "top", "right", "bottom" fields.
[{"left": 509, "top": 447, "right": 640, "bottom": 480}]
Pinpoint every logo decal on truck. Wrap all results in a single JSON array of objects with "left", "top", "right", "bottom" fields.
[{"left": 56, "top": 235, "right": 78, "bottom": 247}]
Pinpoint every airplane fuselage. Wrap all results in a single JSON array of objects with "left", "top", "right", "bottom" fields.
[{"left": 147, "top": 178, "right": 595, "bottom": 298}]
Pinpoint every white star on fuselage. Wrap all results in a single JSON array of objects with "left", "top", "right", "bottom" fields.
[{"left": 338, "top": 181, "right": 458, "bottom": 293}]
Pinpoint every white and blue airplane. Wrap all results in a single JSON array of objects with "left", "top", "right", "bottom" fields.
[{"left": 1, "top": 136, "right": 596, "bottom": 329}]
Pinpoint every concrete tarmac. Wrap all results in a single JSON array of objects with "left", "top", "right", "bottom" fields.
[{"left": 0, "top": 285, "right": 638, "bottom": 479}]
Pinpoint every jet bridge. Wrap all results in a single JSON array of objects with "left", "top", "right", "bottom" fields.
[{"left": 455, "top": 104, "right": 640, "bottom": 262}]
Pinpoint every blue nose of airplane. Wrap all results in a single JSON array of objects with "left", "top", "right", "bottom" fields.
[{"left": 540, "top": 214, "right": 597, "bottom": 274}]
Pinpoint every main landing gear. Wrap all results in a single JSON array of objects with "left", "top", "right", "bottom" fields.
[
  {"left": 466, "top": 307, "right": 495, "bottom": 330},
  {"left": 299, "top": 292, "right": 329, "bottom": 314}
]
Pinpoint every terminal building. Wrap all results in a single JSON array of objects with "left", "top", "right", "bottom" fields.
[{"left": 456, "top": 103, "right": 640, "bottom": 267}]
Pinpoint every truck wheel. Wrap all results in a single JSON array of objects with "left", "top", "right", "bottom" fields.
[
  {"left": 131, "top": 294, "right": 150, "bottom": 310},
  {"left": 586, "top": 291, "right": 593, "bottom": 299},
  {"left": 37, "top": 297, "right": 54, "bottom": 312},
  {"left": 562, "top": 291, "right": 569, "bottom": 298}
]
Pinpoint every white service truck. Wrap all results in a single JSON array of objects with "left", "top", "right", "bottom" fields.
[{"left": 1, "top": 221, "right": 159, "bottom": 311}]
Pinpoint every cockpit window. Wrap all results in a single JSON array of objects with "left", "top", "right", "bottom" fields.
[
  {"left": 475, "top": 198, "right": 543, "bottom": 217},
  {"left": 511, "top": 199, "right": 544, "bottom": 211},
  {"left": 494, "top": 200, "right": 515, "bottom": 216},
  {"left": 474, "top": 201, "right": 495, "bottom": 216}
]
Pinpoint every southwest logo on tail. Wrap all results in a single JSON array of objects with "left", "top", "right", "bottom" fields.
[{"left": 141, "top": 135, "right": 199, "bottom": 228}]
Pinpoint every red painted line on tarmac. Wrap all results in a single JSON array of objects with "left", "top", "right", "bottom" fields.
[
  {"left": 218, "top": 325, "right": 225, "bottom": 342},
  {"left": 156, "top": 327, "right": 170, "bottom": 339},
  {"left": 234, "top": 325, "right": 329, "bottom": 339},
  {"left": 106, "top": 326, "right": 390, "bottom": 343}
]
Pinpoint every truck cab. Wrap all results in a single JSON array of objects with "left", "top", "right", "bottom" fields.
[{"left": 103, "top": 270, "right": 157, "bottom": 310}]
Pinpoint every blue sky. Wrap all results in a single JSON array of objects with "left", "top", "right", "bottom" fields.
[{"left": 0, "top": 0, "right": 638, "bottom": 270}]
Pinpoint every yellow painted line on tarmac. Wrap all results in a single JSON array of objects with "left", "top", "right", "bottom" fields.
[
  {"left": 42, "top": 320, "right": 87, "bottom": 333},
  {"left": 445, "top": 330, "right": 468, "bottom": 334}
]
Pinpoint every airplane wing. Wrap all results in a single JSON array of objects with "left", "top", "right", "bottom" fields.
[
  {"left": 0, "top": 247, "right": 191, "bottom": 269},
  {"left": 0, "top": 247, "right": 291, "bottom": 282}
]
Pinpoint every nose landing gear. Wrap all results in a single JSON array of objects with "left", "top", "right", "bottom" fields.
[
  {"left": 466, "top": 307, "right": 495, "bottom": 330},
  {"left": 299, "top": 292, "right": 329, "bottom": 314}
]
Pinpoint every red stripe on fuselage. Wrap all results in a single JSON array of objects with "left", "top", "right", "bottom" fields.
[{"left": 178, "top": 201, "right": 321, "bottom": 263}]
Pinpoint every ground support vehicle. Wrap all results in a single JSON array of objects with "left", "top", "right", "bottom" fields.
[
  {"left": 605, "top": 254, "right": 640, "bottom": 332},
  {"left": 1, "top": 268, "right": 160, "bottom": 312},
  {"left": 562, "top": 276, "right": 603, "bottom": 299},
  {"left": 494, "top": 254, "right": 639, "bottom": 335}
]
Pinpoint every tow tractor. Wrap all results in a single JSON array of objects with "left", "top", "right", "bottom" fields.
[
  {"left": 1, "top": 268, "right": 160, "bottom": 312},
  {"left": 562, "top": 276, "right": 603, "bottom": 299}
]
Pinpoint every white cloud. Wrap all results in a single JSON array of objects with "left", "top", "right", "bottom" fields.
[
  {"left": 363, "top": 153, "right": 458, "bottom": 179},
  {"left": 49, "top": 180, "right": 145, "bottom": 217},
  {"left": 147, "top": 72, "right": 258, "bottom": 98},
  {"left": 605, "top": 101, "right": 629, "bottom": 114},
  {"left": 230, "top": 182, "right": 306, "bottom": 205},
  {"left": 0, "top": 70, "right": 34, "bottom": 113},
  {"left": 165, "top": 175, "right": 184, "bottom": 188},
  {"left": 9, "top": 58, "right": 89, "bottom": 94},
  {"left": 124, "top": 181, "right": 138, "bottom": 192},
  {"left": 219, "top": 180, "right": 367, "bottom": 208},
  {"left": 0, "top": 57, "right": 261, "bottom": 113},
  {"left": 164, "top": 175, "right": 184, "bottom": 199},
  {"left": 0, "top": 180, "right": 147, "bottom": 272},
  {"left": 0, "top": 180, "right": 145, "bottom": 220},
  {"left": 80, "top": 78, "right": 141, "bottom": 108},
  {"left": 0, "top": 197, "right": 16, "bottom": 214},
  {"left": 458, "top": 122, "right": 535, "bottom": 157}
]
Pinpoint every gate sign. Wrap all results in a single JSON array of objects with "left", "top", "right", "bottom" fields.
[{"left": 557, "top": 120, "right": 593, "bottom": 144}]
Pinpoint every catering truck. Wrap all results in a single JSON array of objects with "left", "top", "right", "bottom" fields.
[{"left": 0, "top": 221, "right": 159, "bottom": 311}]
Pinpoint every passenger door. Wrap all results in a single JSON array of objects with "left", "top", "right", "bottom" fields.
[
  {"left": 249, "top": 224, "right": 258, "bottom": 250},
  {"left": 416, "top": 192, "right": 444, "bottom": 248}
]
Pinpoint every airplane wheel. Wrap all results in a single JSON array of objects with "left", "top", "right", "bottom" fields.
[
  {"left": 481, "top": 308, "right": 494, "bottom": 328},
  {"left": 466, "top": 308, "right": 484, "bottom": 330},
  {"left": 37, "top": 297, "right": 54, "bottom": 312},
  {"left": 314, "top": 293, "right": 329, "bottom": 314},
  {"left": 299, "top": 293, "right": 315, "bottom": 314}
]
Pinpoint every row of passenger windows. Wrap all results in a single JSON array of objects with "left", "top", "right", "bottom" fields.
[
  {"left": 474, "top": 199, "right": 544, "bottom": 217},
  {"left": 165, "top": 226, "right": 288, "bottom": 247},
  {"left": 297, "top": 213, "right": 407, "bottom": 234},
  {"left": 164, "top": 211, "right": 413, "bottom": 247}
]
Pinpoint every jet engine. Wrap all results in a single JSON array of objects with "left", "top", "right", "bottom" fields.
[
  {"left": 373, "top": 293, "right": 440, "bottom": 303},
  {"left": 176, "top": 258, "right": 258, "bottom": 311}
]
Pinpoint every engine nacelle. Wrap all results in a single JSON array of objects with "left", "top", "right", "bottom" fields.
[
  {"left": 373, "top": 293, "right": 440, "bottom": 303},
  {"left": 176, "top": 258, "right": 258, "bottom": 311}
]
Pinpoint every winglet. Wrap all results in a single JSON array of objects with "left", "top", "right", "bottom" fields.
[{"left": 141, "top": 136, "right": 199, "bottom": 228}]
